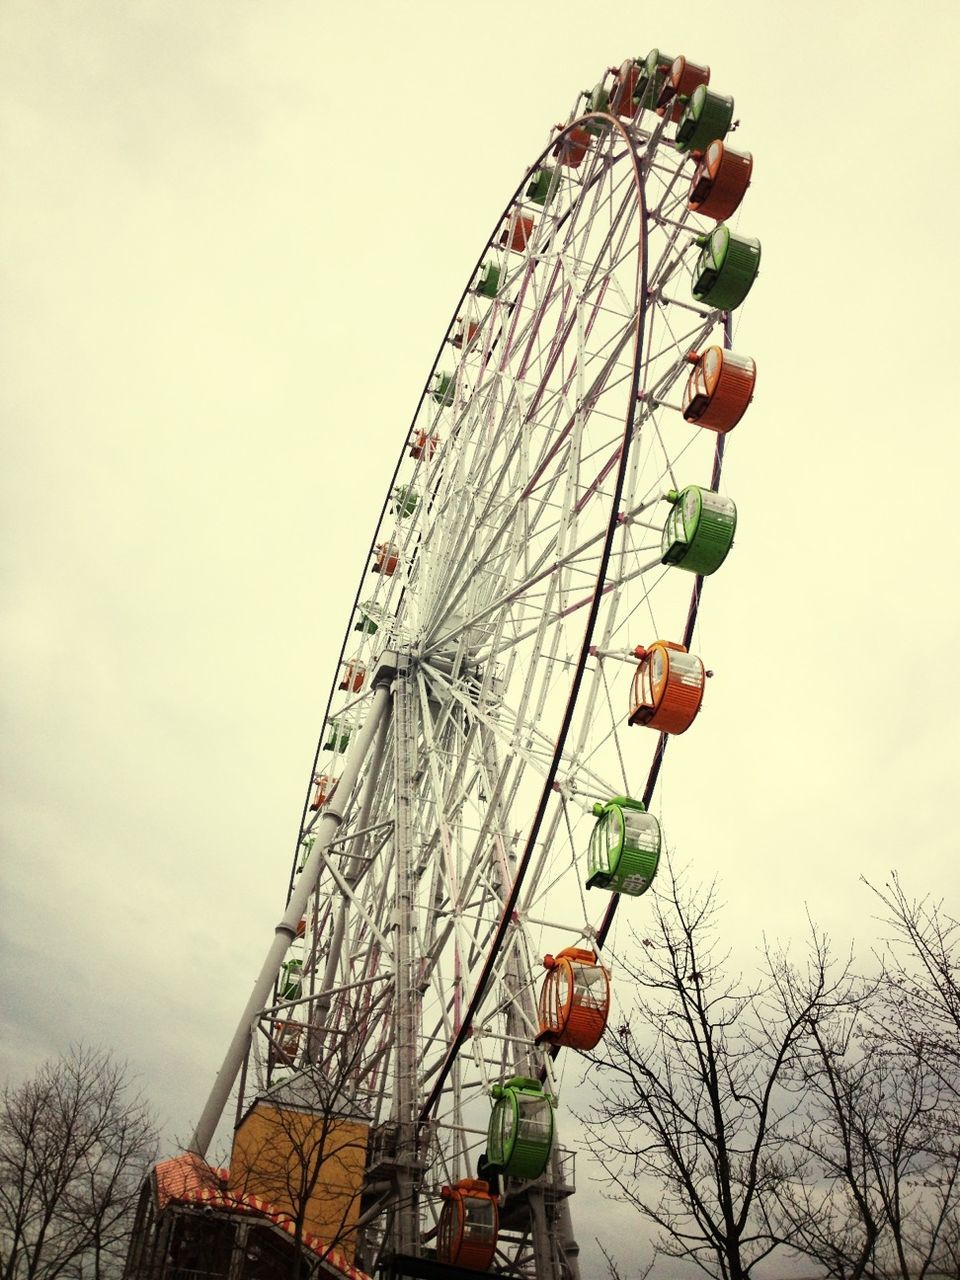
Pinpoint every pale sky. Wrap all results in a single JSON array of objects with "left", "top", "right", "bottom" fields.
[{"left": 2, "top": 2, "right": 959, "bottom": 1274}]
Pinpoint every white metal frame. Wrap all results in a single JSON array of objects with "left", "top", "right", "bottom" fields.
[{"left": 193, "top": 62, "right": 752, "bottom": 1280}]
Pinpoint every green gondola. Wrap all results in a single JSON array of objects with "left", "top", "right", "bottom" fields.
[
  {"left": 354, "top": 600, "right": 381, "bottom": 635},
  {"left": 279, "top": 958, "right": 302, "bottom": 1001},
  {"left": 635, "top": 48, "right": 675, "bottom": 109},
  {"left": 587, "top": 80, "right": 610, "bottom": 112},
  {"left": 432, "top": 372, "right": 456, "bottom": 407},
  {"left": 661, "top": 485, "right": 737, "bottom": 575},
  {"left": 476, "top": 260, "right": 501, "bottom": 299},
  {"left": 675, "top": 84, "right": 734, "bottom": 154},
  {"left": 296, "top": 835, "right": 314, "bottom": 874},
  {"left": 584, "top": 79, "right": 611, "bottom": 134},
  {"left": 587, "top": 796, "right": 661, "bottom": 897},
  {"left": 391, "top": 485, "right": 419, "bottom": 518},
  {"left": 323, "top": 717, "right": 352, "bottom": 753},
  {"left": 526, "top": 167, "right": 556, "bottom": 206},
  {"left": 692, "top": 224, "right": 761, "bottom": 311},
  {"left": 487, "top": 1077, "right": 554, "bottom": 1180}
]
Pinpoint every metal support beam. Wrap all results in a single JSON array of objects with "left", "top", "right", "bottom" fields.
[
  {"left": 189, "top": 670, "right": 394, "bottom": 1157},
  {"left": 392, "top": 657, "right": 422, "bottom": 1255},
  {"left": 310, "top": 705, "right": 392, "bottom": 1061}
]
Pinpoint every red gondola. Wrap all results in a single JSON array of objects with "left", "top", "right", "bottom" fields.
[
  {"left": 554, "top": 126, "right": 592, "bottom": 168},
  {"left": 659, "top": 55, "right": 710, "bottom": 121},
  {"left": 500, "top": 212, "right": 534, "bottom": 254},
  {"left": 452, "top": 317, "right": 480, "bottom": 349},
  {"left": 687, "top": 140, "right": 753, "bottom": 223},
  {"left": 409, "top": 429, "right": 440, "bottom": 461},
  {"left": 610, "top": 59, "right": 640, "bottom": 118},
  {"left": 268, "top": 1020, "right": 303, "bottom": 1068},
  {"left": 309, "top": 774, "right": 337, "bottom": 812},
  {"left": 338, "top": 660, "right": 366, "bottom": 693},
  {"left": 372, "top": 543, "right": 399, "bottom": 576}
]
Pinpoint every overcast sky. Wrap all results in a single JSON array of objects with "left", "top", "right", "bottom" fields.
[{"left": 2, "top": 1, "right": 959, "bottom": 1274}]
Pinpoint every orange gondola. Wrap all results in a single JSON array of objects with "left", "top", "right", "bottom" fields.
[
  {"left": 628, "top": 640, "right": 706, "bottom": 735},
  {"left": 536, "top": 947, "right": 610, "bottom": 1050},
  {"left": 609, "top": 59, "right": 640, "bottom": 118},
  {"left": 683, "top": 346, "right": 756, "bottom": 434},
  {"left": 688, "top": 139, "right": 753, "bottom": 222},
  {"left": 437, "top": 1179, "right": 499, "bottom": 1271},
  {"left": 659, "top": 55, "right": 710, "bottom": 121}
]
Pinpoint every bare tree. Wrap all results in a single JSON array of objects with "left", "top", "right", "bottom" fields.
[
  {"left": 865, "top": 875, "right": 960, "bottom": 1101},
  {"left": 867, "top": 875, "right": 960, "bottom": 1276},
  {"left": 770, "top": 878, "right": 960, "bottom": 1279},
  {"left": 581, "top": 866, "right": 860, "bottom": 1280},
  {"left": 0, "top": 1047, "right": 158, "bottom": 1280}
]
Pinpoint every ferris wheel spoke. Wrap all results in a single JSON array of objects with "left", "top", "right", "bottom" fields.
[
  {"left": 425, "top": 480, "right": 660, "bottom": 661},
  {"left": 519, "top": 280, "right": 628, "bottom": 459},
  {"left": 473, "top": 308, "right": 632, "bottom": 545},
  {"left": 646, "top": 215, "right": 699, "bottom": 291},
  {"left": 422, "top": 668, "right": 553, "bottom": 784},
  {"left": 469, "top": 546, "right": 662, "bottom": 667},
  {"left": 520, "top": 318, "right": 638, "bottom": 504},
  {"left": 651, "top": 157, "right": 692, "bottom": 220},
  {"left": 515, "top": 803, "right": 579, "bottom": 925},
  {"left": 515, "top": 263, "right": 568, "bottom": 383},
  {"left": 411, "top": 818, "right": 511, "bottom": 999},
  {"left": 631, "top": 410, "right": 712, "bottom": 517},
  {"left": 424, "top": 660, "right": 616, "bottom": 811},
  {"left": 645, "top": 303, "right": 717, "bottom": 367},
  {"left": 416, "top": 426, "right": 537, "bottom": 636},
  {"left": 419, "top": 918, "right": 501, "bottom": 1076},
  {"left": 645, "top": 303, "right": 716, "bottom": 379},
  {"left": 510, "top": 181, "right": 640, "bottom": 430},
  {"left": 423, "top": 374, "right": 636, "bottom": 654}
]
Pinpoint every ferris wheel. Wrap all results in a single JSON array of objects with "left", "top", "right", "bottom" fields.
[{"left": 187, "top": 47, "right": 760, "bottom": 1280}]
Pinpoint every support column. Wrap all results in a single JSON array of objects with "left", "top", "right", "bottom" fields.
[
  {"left": 391, "top": 657, "right": 421, "bottom": 1256},
  {"left": 310, "top": 706, "right": 392, "bottom": 1061},
  {"left": 190, "top": 665, "right": 395, "bottom": 1158}
]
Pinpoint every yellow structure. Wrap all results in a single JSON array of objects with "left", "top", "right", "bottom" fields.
[{"left": 229, "top": 1101, "right": 369, "bottom": 1259}]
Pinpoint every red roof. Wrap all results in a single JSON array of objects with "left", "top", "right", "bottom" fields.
[
  {"left": 152, "top": 1153, "right": 372, "bottom": 1280},
  {"left": 154, "top": 1151, "right": 227, "bottom": 1206}
]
